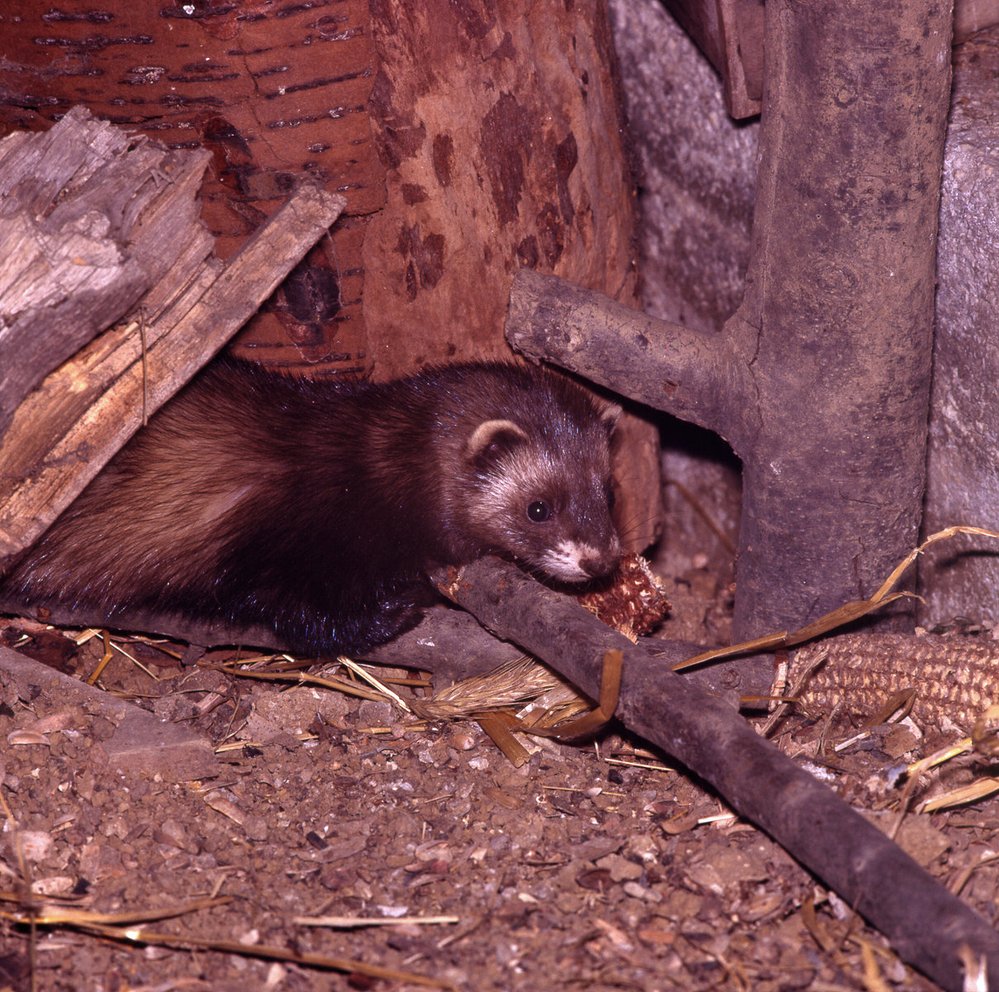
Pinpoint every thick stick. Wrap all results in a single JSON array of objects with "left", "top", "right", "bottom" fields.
[
  {"left": 506, "top": 267, "right": 752, "bottom": 449},
  {"left": 437, "top": 556, "right": 999, "bottom": 992}
]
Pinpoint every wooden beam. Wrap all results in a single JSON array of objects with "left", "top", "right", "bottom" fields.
[{"left": 0, "top": 182, "right": 345, "bottom": 564}]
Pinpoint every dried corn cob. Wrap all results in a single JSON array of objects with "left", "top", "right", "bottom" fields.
[{"left": 791, "top": 632, "right": 999, "bottom": 730}]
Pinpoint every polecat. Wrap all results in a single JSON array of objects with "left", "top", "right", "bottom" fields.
[{"left": 1, "top": 360, "right": 622, "bottom": 656}]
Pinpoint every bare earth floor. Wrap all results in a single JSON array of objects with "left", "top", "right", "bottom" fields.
[{"left": 0, "top": 568, "right": 995, "bottom": 992}]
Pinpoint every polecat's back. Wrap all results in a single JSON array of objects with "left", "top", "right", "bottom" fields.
[{"left": 1, "top": 360, "right": 622, "bottom": 655}]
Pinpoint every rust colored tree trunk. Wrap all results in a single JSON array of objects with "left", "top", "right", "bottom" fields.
[
  {"left": 0, "top": 0, "right": 660, "bottom": 552},
  {"left": 0, "top": 1, "right": 640, "bottom": 371},
  {"left": 363, "top": 0, "right": 638, "bottom": 374},
  {"left": 508, "top": 0, "right": 952, "bottom": 693},
  {"left": 0, "top": 0, "right": 381, "bottom": 373}
]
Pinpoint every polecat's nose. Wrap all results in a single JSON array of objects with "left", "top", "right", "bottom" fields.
[{"left": 579, "top": 544, "right": 621, "bottom": 579}]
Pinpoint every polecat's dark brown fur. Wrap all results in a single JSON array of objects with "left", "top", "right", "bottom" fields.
[{"left": 2, "top": 360, "right": 622, "bottom": 655}]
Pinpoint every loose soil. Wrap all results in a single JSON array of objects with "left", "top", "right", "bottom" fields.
[{"left": 0, "top": 563, "right": 996, "bottom": 992}]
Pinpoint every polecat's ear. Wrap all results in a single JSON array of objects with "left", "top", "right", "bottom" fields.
[
  {"left": 600, "top": 402, "right": 622, "bottom": 432},
  {"left": 465, "top": 419, "right": 529, "bottom": 467}
]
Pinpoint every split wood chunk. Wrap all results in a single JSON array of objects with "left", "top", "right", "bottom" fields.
[
  {"left": 0, "top": 108, "right": 346, "bottom": 566},
  {"left": 0, "top": 106, "right": 212, "bottom": 433}
]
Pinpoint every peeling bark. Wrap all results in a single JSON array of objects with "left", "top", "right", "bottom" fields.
[{"left": 0, "top": 0, "right": 381, "bottom": 373}]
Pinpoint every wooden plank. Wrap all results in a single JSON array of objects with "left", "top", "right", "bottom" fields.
[
  {"left": 0, "top": 183, "right": 346, "bottom": 564},
  {"left": 660, "top": 0, "right": 764, "bottom": 119}
]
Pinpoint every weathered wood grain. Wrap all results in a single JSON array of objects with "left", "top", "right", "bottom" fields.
[
  {"left": 0, "top": 182, "right": 346, "bottom": 564},
  {"left": 0, "top": 106, "right": 211, "bottom": 432}
]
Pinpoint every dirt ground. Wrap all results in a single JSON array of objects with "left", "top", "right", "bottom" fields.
[{"left": 0, "top": 560, "right": 997, "bottom": 992}]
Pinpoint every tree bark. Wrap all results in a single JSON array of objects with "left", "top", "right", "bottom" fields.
[
  {"left": 0, "top": 0, "right": 381, "bottom": 374},
  {"left": 920, "top": 29, "right": 999, "bottom": 625},
  {"left": 731, "top": 0, "right": 949, "bottom": 639},
  {"left": 0, "top": 0, "right": 662, "bottom": 553},
  {"left": 508, "top": 0, "right": 952, "bottom": 687},
  {"left": 363, "top": 0, "right": 638, "bottom": 374}
]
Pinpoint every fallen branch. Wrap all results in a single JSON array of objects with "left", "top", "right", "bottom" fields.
[
  {"left": 506, "top": 268, "right": 745, "bottom": 442},
  {"left": 434, "top": 555, "right": 999, "bottom": 992}
]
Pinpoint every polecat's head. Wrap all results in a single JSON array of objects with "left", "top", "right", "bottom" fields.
[{"left": 456, "top": 368, "right": 623, "bottom": 584}]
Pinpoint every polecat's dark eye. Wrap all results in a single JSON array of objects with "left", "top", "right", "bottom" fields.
[
  {"left": 527, "top": 500, "right": 551, "bottom": 523},
  {"left": 605, "top": 482, "right": 616, "bottom": 510}
]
